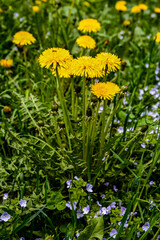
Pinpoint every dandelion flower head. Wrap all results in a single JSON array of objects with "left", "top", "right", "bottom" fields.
[
  {"left": 91, "top": 82, "right": 120, "bottom": 100},
  {"left": 13, "top": 31, "right": 36, "bottom": 46},
  {"left": 123, "top": 20, "right": 130, "bottom": 26},
  {"left": 32, "top": 6, "right": 39, "bottom": 12},
  {"left": 71, "top": 56, "right": 103, "bottom": 78},
  {"left": 76, "top": 35, "right": 96, "bottom": 49},
  {"left": 131, "top": 6, "right": 141, "bottom": 13},
  {"left": 78, "top": 18, "right": 101, "bottom": 33},
  {"left": 155, "top": 32, "right": 160, "bottom": 42},
  {"left": 115, "top": 2, "right": 127, "bottom": 11},
  {"left": 96, "top": 52, "right": 121, "bottom": 74},
  {"left": 38, "top": 48, "right": 73, "bottom": 69},
  {"left": 51, "top": 62, "right": 72, "bottom": 78},
  {"left": 116, "top": 1, "right": 127, "bottom": 5},
  {"left": 154, "top": 8, "right": 160, "bottom": 14},
  {"left": 0, "top": 59, "right": 13, "bottom": 68},
  {"left": 138, "top": 4, "right": 148, "bottom": 11}
]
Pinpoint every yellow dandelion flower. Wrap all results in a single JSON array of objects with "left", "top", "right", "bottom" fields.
[
  {"left": 91, "top": 82, "right": 120, "bottom": 100},
  {"left": 0, "top": 59, "right": 13, "bottom": 68},
  {"left": 13, "top": 31, "right": 36, "bottom": 46},
  {"left": 115, "top": 3, "right": 127, "bottom": 11},
  {"left": 71, "top": 56, "right": 103, "bottom": 78},
  {"left": 96, "top": 52, "right": 121, "bottom": 74},
  {"left": 154, "top": 8, "right": 160, "bottom": 13},
  {"left": 84, "top": 1, "right": 90, "bottom": 7},
  {"left": 51, "top": 62, "right": 72, "bottom": 78},
  {"left": 0, "top": 8, "right": 3, "bottom": 13},
  {"left": 155, "top": 32, "right": 160, "bottom": 43},
  {"left": 78, "top": 18, "right": 101, "bottom": 33},
  {"left": 35, "top": 0, "right": 41, "bottom": 4},
  {"left": 138, "top": 4, "right": 148, "bottom": 11},
  {"left": 32, "top": 6, "right": 39, "bottom": 12},
  {"left": 116, "top": 1, "right": 127, "bottom": 5},
  {"left": 38, "top": 48, "right": 73, "bottom": 69},
  {"left": 123, "top": 20, "right": 130, "bottom": 26},
  {"left": 76, "top": 35, "right": 96, "bottom": 49},
  {"left": 131, "top": 6, "right": 141, "bottom": 13}
]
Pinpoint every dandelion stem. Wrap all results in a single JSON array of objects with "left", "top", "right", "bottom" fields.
[
  {"left": 23, "top": 48, "right": 31, "bottom": 90},
  {"left": 82, "top": 76, "right": 86, "bottom": 163},
  {"left": 55, "top": 68, "right": 72, "bottom": 151},
  {"left": 100, "top": 100, "right": 107, "bottom": 156},
  {"left": 71, "top": 78, "right": 75, "bottom": 118}
]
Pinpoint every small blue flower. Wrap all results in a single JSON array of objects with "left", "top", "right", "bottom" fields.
[
  {"left": 20, "top": 199, "right": 27, "bottom": 208},
  {"left": 110, "top": 202, "right": 116, "bottom": 208},
  {"left": 66, "top": 180, "right": 72, "bottom": 189},
  {"left": 149, "top": 181, "right": 154, "bottom": 185},
  {"left": 1, "top": 212, "right": 11, "bottom": 222},
  {"left": 20, "top": 238, "right": 25, "bottom": 240},
  {"left": 86, "top": 184, "right": 93, "bottom": 192},
  {"left": 142, "top": 222, "right": 150, "bottom": 232},
  {"left": 110, "top": 229, "right": 117, "bottom": 239},
  {"left": 83, "top": 205, "right": 89, "bottom": 214},
  {"left": 3, "top": 193, "right": 8, "bottom": 200},
  {"left": 77, "top": 209, "right": 84, "bottom": 219},
  {"left": 113, "top": 185, "right": 118, "bottom": 192},
  {"left": 66, "top": 201, "right": 77, "bottom": 210},
  {"left": 74, "top": 176, "right": 79, "bottom": 181},
  {"left": 120, "top": 206, "right": 126, "bottom": 216},
  {"left": 76, "top": 232, "right": 80, "bottom": 237}
]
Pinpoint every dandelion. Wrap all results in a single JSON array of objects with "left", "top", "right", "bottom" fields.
[
  {"left": 32, "top": 6, "right": 39, "bottom": 12},
  {"left": 0, "top": 59, "right": 13, "bottom": 68},
  {"left": 13, "top": 31, "right": 36, "bottom": 46},
  {"left": 96, "top": 52, "right": 121, "bottom": 74},
  {"left": 123, "top": 20, "right": 130, "bottom": 26},
  {"left": 116, "top": 1, "right": 126, "bottom": 5},
  {"left": 51, "top": 62, "right": 72, "bottom": 78},
  {"left": 131, "top": 6, "right": 141, "bottom": 13},
  {"left": 38, "top": 48, "right": 73, "bottom": 70},
  {"left": 1, "top": 212, "right": 11, "bottom": 222},
  {"left": 0, "top": 8, "right": 3, "bottom": 13},
  {"left": 77, "top": 18, "right": 101, "bottom": 33},
  {"left": 71, "top": 56, "right": 103, "bottom": 78},
  {"left": 155, "top": 32, "right": 160, "bottom": 43},
  {"left": 154, "top": 8, "right": 160, "bottom": 14},
  {"left": 20, "top": 199, "right": 27, "bottom": 208},
  {"left": 91, "top": 82, "right": 120, "bottom": 100},
  {"left": 84, "top": 1, "right": 90, "bottom": 7},
  {"left": 110, "top": 229, "right": 117, "bottom": 239},
  {"left": 139, "top": 4, "right": 148, "bottom": 11},
  {"left": 142, "top": 222, "right": 150, "bottom": 232},
  {"left": 76, "top": 35, "right": 96, "bottom": 49},
  {"left": 115, "top": 3, "right": 127, "bottom": 11}
]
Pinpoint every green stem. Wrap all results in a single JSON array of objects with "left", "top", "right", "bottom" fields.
[
  {"left": 100, "top": 100, "right": 107, "bottom": 156},
  {"left": 53, "top": 116, "right": 63, "bottom": 148},
  {"left": 23, "top": 48, "right": 31, "bottom": 90},
  {"left": 90, "top": 101, "right": 100, "bottom": 158},
  {"left": 82, "top": 76, "right": 86, "bottom": 162},
  {"left": 67, "top": 0, "right": 75, "bottom": 24},
  {"left": 71, "top": 78, "right": 75, "bottom": 118},
  {"left": 55, "top": 68, "right": 72, "bottom": 151}
]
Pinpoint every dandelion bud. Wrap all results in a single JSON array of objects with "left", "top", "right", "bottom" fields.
[
  {"left": 38, "top": 120, "right": 44, "bottom": 126},
  {"left": 52, "top": 103, "right": 58, "bottom": 112},
  {"left": 121, "top": 60, "right": 127, "bottom": 70},
  {"left": 121, "top": 85, "right": 128, "bottom": 93},
  {"left": 59, "top": 121, "right": 65, "bottom": 128},
  {"left": 104, "top": 40, "right": 109, "bottom": 45},
  {"left": 141, "top": 125, "right": 148, "bottom": 133},
  {"left": 3, "top": 106, "right": 12, "bottom": 114}
]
